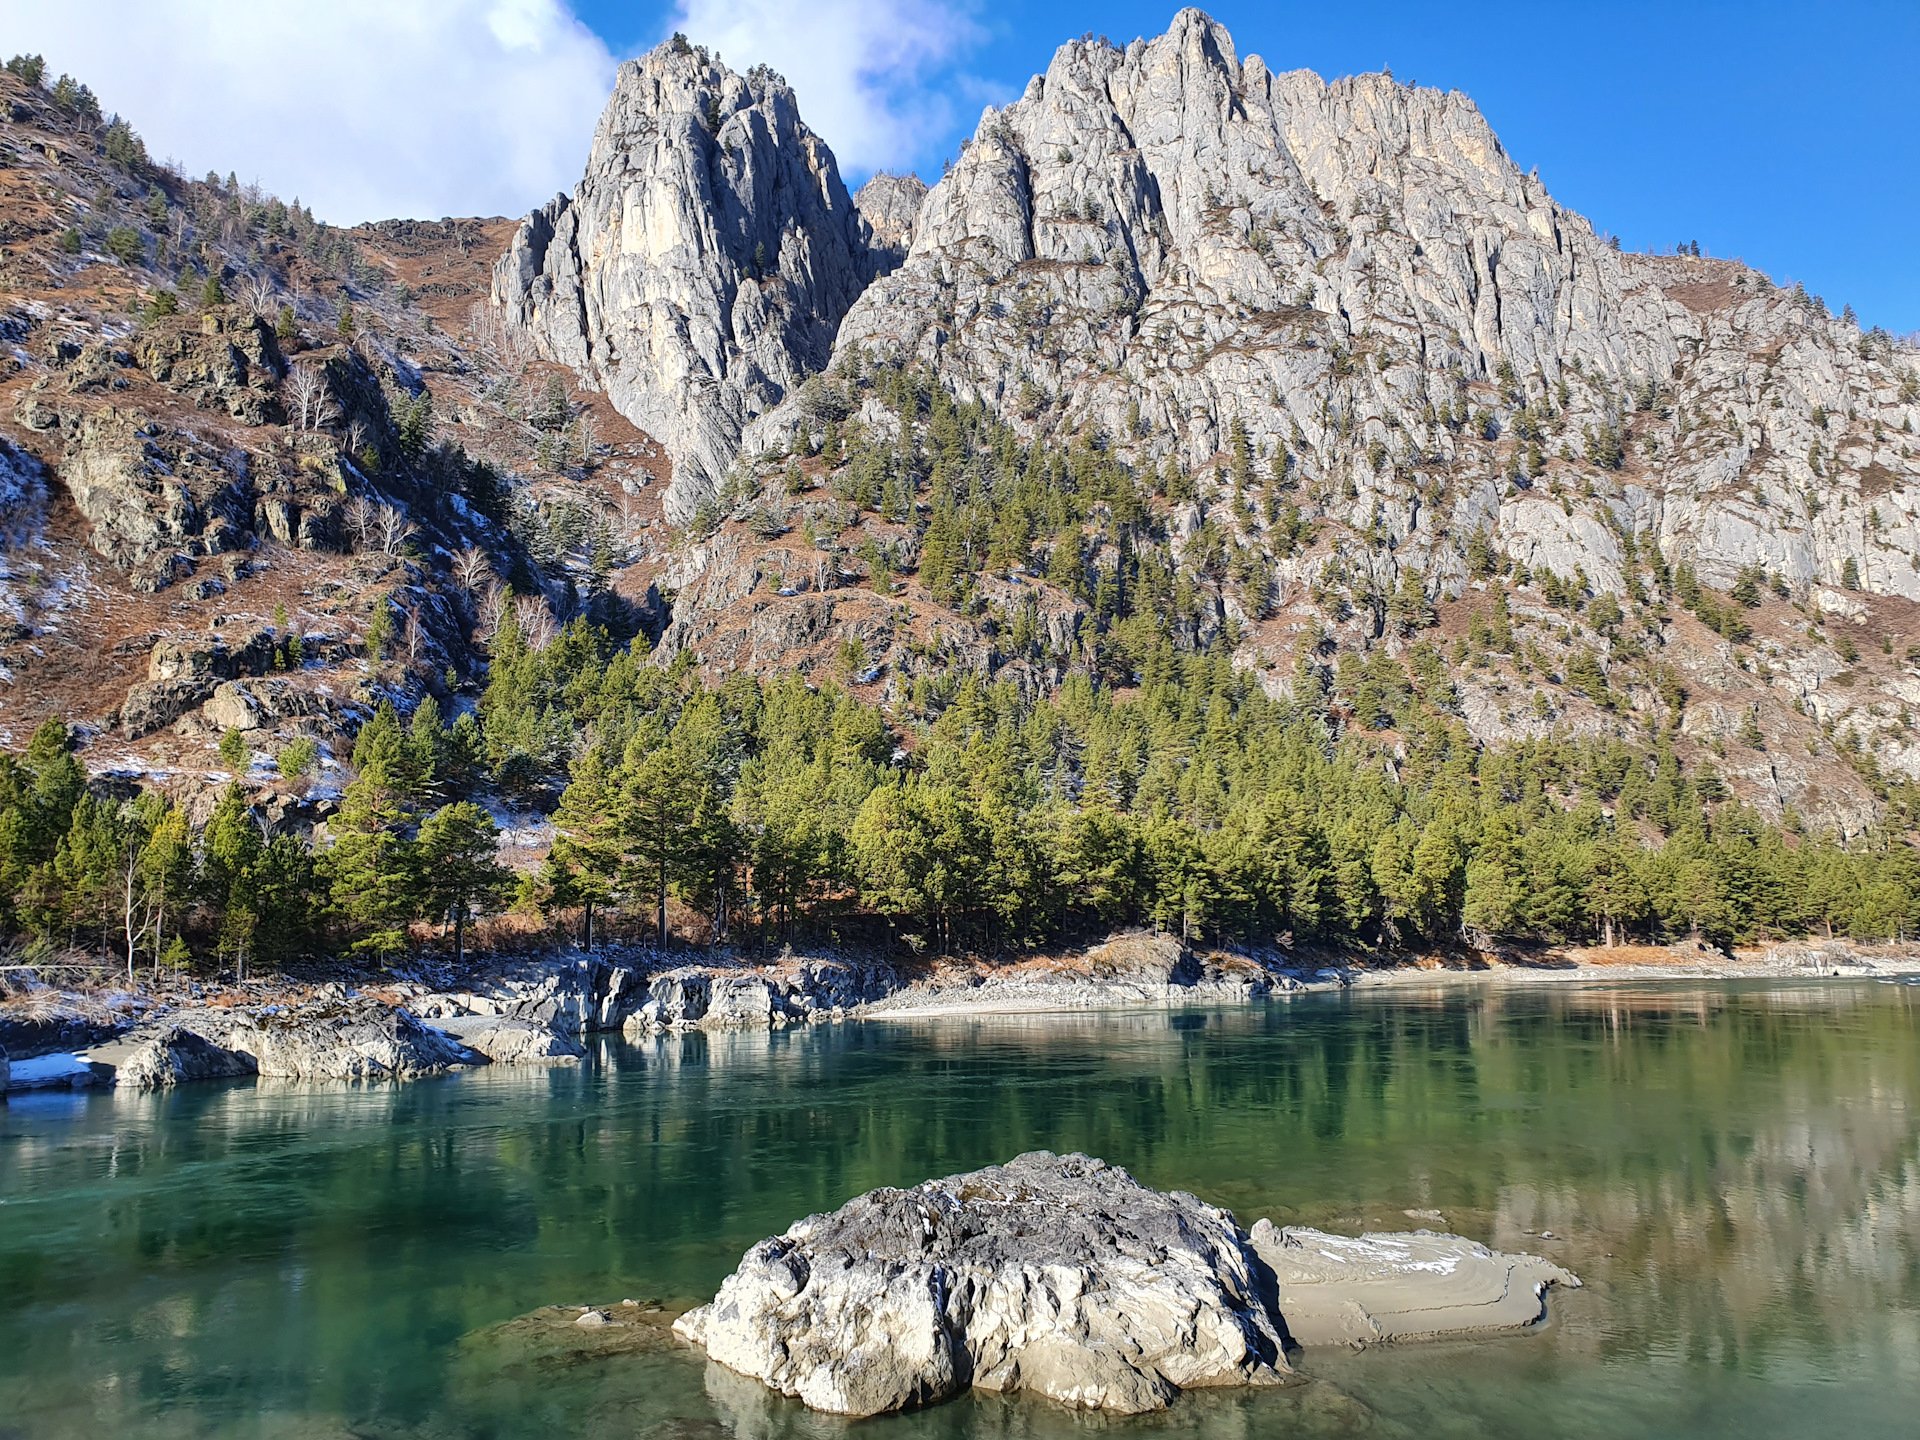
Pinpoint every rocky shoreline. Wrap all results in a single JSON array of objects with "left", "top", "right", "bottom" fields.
[{"left": 5, "top": 934, "right": 1916, "bottom": 1098}]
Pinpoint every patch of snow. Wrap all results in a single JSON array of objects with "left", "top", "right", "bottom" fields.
[{"left": 6, "top": 1053, "right": 96, "bottom": 1090}]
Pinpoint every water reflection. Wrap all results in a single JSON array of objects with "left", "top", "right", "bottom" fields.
[{"left": 1, "top": 982, "right": 1916, "bottom": 1438}]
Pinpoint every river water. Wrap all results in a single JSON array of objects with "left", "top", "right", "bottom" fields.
[{"left": 2, "top": 980, "right": 1917, "bottom": 1438}]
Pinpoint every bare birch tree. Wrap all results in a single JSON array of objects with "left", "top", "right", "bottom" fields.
[
  {"left": 375, "top": 504, "right": 415, "bottom": 558},
  {"left": 515, "top": 593, "right": 557, "bottom": 651},
  {"left": 286, "top": 364, "right": 336, "bottom": 434},
  {"left": 343, "top": 495, "right": 378, "bottom": 551},
  {"left": 452, "top": 544, "right": 493, "bottom": 593},
  {"left": 238, "top": 270, "right": 277, "bottom": 316}
]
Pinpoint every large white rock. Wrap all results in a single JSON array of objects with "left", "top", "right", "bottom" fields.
[
  {"left": 675, "top": 1151, "right": 1291, "bottom": 1416},
  {"left": 675, "top": 1151, "right": 1581, "bottom": 1417}
]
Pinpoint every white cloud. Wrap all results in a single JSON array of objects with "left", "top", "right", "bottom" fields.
[
  {"left": 0, "top": 0, "right": 617, "bottom": 222},
  {"left": 667, "top": 0, "right": 986, "bottom": 177}
]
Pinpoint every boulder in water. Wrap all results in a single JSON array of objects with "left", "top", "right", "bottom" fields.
[
  {"left": 674, "top": 1151, "right": 1289, "bottom": 1416},
  {"left": 674, "top": 1151, "right": 1580, "bottom": 1417}
]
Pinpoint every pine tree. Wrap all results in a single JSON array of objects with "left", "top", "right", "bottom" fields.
[
  {"left": 322, "top": 745, "right": 418, "bottom": 961},
  {"left": 415, "top": 802, "right": 509, "bottom": 965}
]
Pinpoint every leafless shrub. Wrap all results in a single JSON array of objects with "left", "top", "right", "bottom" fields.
[
  {"left": 514, "top": 593, "right": 558, "bottom": 650},
  {"left": 453, "top": 544, "right": 493, "bottom": 593},
  {"left": 286, "top": 363, "right": 337, "bottom": 434}
]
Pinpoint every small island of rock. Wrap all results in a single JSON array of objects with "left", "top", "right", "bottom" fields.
[{"left": 673, "top": 1151, "right": 1578, "bottom": 1416}]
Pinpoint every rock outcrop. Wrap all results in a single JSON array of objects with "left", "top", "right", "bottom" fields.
[
  {"left": 492, "top": 38, "right": 881, "bottom": 522},
  {"left": 676, "top": 1152, "right": 1579, "bottom": 1416},
  {"left": 674, "top": 1152, "right": 1290, "bottom": 1415},
  {"left": 854, "top": 172, "right": 929, "bottom": 267},
  {"left": 429, "top": 1014, "right": 584, "bottom": 1065},
  {"left": 15, "top": 402, "right": 254, "bottom": 590},
  {"left": 81, "top": 1024, "right": 257, "bottom": 1089},
  {"left": 623, "top": 956, "right": 893, "bottom": 1033},
  {"left": 406, "top": 951, "right": 651, "bottom": 1033},
  {"left": 81, "top": 1000, "right": 479, "bottom": 1087}
]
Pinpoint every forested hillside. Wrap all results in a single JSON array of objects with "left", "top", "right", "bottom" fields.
[{"left": 6, "top": 29, "right": 1920, "bottom": 984}]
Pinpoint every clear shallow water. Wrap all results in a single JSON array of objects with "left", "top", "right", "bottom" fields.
[{"left": 2, "top": 981, "right": 1918, "bottom": 1439}]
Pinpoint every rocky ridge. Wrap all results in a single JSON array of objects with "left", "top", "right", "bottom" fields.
[
  {"left": 586, "top": 8, "right": 1920, "bottom": 831},
  {"left": 754, "top": 8, "right": 1920, "bottom": 601}
]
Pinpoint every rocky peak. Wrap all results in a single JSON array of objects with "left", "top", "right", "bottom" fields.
[
  {"left": 853, "top": 172, "right": 929, "bottom": 268},
  {"left": 492, "top": 37, "right": 880, "bottom": 523}
]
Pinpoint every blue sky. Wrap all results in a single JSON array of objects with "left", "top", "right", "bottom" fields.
[
  {"left": 576, "top": 0, "right": 1920, "bottom": 332},
  {"left": 7, "top": 2, "right": 1913, "bottom": 330}
]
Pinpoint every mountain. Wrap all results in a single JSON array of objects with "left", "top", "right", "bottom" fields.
[
  {"left": 495, "top": 9, "right": 1919, "bottom": 833},
  {"left": 0, "top": 62, "right": 671, "bottom": 812},
  {"left": 3, "top": 9, "right": 1920, "bottom": 854}
]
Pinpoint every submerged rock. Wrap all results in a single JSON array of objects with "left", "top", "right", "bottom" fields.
[
  {"left": 675, "top": 1151, "right": 1579, "bottom": 1417},
  {"left": 674, "top": 1151, "right": 1290, "bottom": 1416},
  {"left": 1248, "top": 1221, "right": 1582, "bottom": 1346}
]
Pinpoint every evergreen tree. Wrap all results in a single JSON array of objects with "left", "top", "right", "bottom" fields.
[{"left": 415, "top": 802, "right": 509, "bottom": 965}]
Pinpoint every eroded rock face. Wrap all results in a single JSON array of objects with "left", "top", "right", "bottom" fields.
[
  {"left": 492, "top": 39, "right": 878, "bottom": 523},
  {"left": 674, "top": 1151, "right": 1290, "bottom": 1416}
]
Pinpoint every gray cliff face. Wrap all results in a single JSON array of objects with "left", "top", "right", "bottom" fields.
[
  {"left": 743, "top": 7, "right": 1919, "bottom": 601},
  {"left": 492, "top": 41, "right": 880, "bottom": 523},
  {"left": 853, "top": 172, "right": 929, "bottom": 268}
]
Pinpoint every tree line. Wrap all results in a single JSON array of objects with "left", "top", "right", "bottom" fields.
[{"left": 8, "top": 610, "right": 1919, "bottom": 979}]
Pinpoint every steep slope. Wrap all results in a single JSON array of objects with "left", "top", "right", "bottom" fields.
[
  {"left": 645, "top": 10, "right": 1920, "bottom": 832},
  {"left": 492, "top": 36, "right": 883, "bottom": 524},
  {"left": 760, "top": 9, "right": 1919, "bottom": 598},
  {"left": 0, "top": 69, "right": 667, "bottom": 807}
]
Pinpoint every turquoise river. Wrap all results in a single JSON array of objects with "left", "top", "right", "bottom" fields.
[{"left": 2, "top": 979, "right": 1918, "bottom": 1438}]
